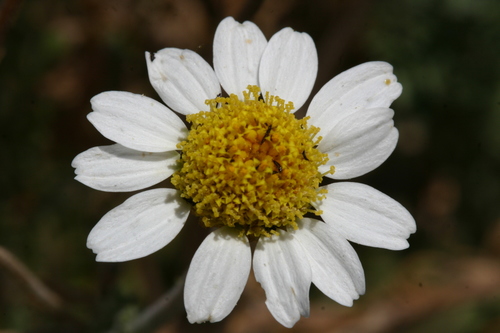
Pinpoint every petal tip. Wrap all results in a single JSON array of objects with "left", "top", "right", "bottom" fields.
[{"left": 187, "top": 313, "right": 222, "bottom": 325}]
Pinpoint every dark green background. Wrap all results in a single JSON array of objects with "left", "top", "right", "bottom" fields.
[{"left": 1, "top": 0, "right": 499, "bottom": 332}]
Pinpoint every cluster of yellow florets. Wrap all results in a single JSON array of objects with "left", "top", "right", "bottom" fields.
[{"left": 171, "top": 86, "right": 331, "bottom": 237}]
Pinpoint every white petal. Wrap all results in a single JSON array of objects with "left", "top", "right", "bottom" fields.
[
  {"left": 259, "top": 28, "right": 317, "bottom": 111},
  {"left": 315, "top": 182, "right": 416, "bottom": 250},
  {"left": 294, "top": 218, "right": 365, "bottom": 305},
  {"left": 185, "top": 227, "right": 251, "bottom": 323},
  {"left": 88, "top": 91, "right": 187, "bottom": 152},
  {"left": 72, "top": 144, "right": 178, "bottom": 192},
  {"left": 319, "top": 107, "right": 398, "bottom": 179},
  {"left": 308, "top": 61, "right": 402, "bottom": 139},
  {"left": 87, "top": 188, "right": 190, "bottom": 261},
  {"left": 213, "top": 17, "right": 267, "bottom": 99},
  {"left": 146, "top": 48, "right": 221, "bottom": 115},
  {"left": 253, "top": 229, "right": 311, "bottom": 328}
]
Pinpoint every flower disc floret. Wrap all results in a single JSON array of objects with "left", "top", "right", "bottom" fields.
[{"left": 171, "top": 86, "right": 332, "bottom": 237}]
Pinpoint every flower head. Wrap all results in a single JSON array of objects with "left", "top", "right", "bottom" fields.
[{"left": 72, "top": 17, "right": 416, "bottom": 327}]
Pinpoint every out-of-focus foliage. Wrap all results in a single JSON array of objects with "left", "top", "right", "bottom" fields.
[{"left": 0, "top": 0, "right": 499, "bottom": 332}]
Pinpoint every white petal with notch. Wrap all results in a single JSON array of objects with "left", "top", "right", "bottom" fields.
[
  {"left": 259, "top": 27, "right": 317, "bottom": 111},
  {"left": 185, "top": 227, "right": 251, "bottom": 324},
  {"left": 146, "top": 48, "right": 221, "bottom": 115},
  {"left": 315, "top": 182, "right": 416, "bottom": 249},
  {"left": 253, "top": 230, "right": 311, "bottom": 328},
  {"left": 213, "top": 16, "right": 267, "bottom": 99},
  {"left": 294, "top": 218, "right": 365, "bottom": 306},
  {"left": 308, "top": 61, "right": 402, "bottom": 139},
  {"left": 319, "top": 107, "right": 398, "bottom": 179},
  {"left": 88, "top": 91, "right": 187, "bottom": 152},
  {"left": 72, "top": 144, "right": 178, "bottom": 192},
  {"left": 87, "top": 188, "right": 191, "bottom": 261}
]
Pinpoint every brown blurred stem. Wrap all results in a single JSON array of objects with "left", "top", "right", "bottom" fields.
[
  {"left": 0, "top": 245, "right": 63, "bottom": 311},
  {"left": 108, "top": 271, "right": 186, "bottom": 333},
  {"left": 303, "top": 253, "right": 500, "bottom": 333}
]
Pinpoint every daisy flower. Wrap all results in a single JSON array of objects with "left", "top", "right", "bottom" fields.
[{"left": 72, "top": 17, "right": 416, "bottom": 327}]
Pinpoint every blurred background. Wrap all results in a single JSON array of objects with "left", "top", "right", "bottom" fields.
[{"left": 1, "top": 0, "right": 499, "bottom": 332}]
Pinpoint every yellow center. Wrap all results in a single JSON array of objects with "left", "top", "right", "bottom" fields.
[{"left": 171, "top": 86, "right": 333, "bottom": 237}]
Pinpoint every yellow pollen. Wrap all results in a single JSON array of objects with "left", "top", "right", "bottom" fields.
[{"left": 171, "top": 86, "right": 333, "bottom": 237}]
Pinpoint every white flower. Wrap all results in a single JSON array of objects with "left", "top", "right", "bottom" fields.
[{"left": 72, "top": 16, "right": 416, "bottom": 328}]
